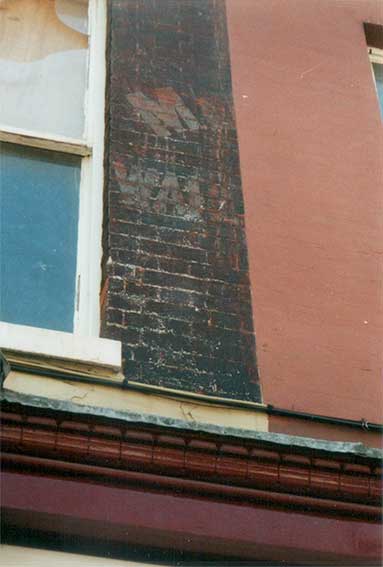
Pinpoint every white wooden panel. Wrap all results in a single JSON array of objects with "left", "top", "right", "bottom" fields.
[{"left": 0, "top": 322, "right": 121, "bottom": 370}]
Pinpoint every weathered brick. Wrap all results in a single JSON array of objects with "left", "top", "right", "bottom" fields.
[
  {"left": 106, "top": 308, "right": 124, "bottom": 326},
  {"left": 145, "top": 299, "right": 207, "bottom": 323},
  {"left": 108, "top": 277, "right": 124, "bottom": 294},
  {"left": 158, "top": 288, "right": 207, "bottom": 308},
  {"left": 143, "top": 270, "right": 207, "bottom": 293},
  {"left": 102, "top": 0, "right": 259, "bottom": 401}
]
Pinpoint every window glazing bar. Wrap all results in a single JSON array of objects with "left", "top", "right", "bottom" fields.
[{"left": 0, "top": 126, "right": 91, "bottom": 156}]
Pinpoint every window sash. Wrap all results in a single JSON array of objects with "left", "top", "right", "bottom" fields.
[
  {"left": 0, "top": 125, "right": 91, "bottom": 156},
  {"left": 368, "top": 46, "right": 383, "bottom": 65},
  {"left": 368, "top": 46, "right": 383, "bottom": 119},
  {"left": 0, "top": 0, "right": 106, "bottom": 337}
]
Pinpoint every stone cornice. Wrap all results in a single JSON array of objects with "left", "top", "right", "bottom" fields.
[{"left": 1, "top": 401, "right": 381, "bottom": 521}]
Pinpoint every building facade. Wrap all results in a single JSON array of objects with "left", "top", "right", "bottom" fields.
[{"left": 1, "top": 0, "right": 382, "bottom": 565}]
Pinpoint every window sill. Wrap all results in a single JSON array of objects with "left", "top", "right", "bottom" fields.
[{"left": 0, "top": 322, "right": 123, "bottom": 384}]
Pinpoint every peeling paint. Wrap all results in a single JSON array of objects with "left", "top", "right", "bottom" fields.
[
  {"left": 114, "top": 163, "right": 202, "bottom": 219},
  {"left": 127, "top": 88, "right": 200, "bottom": 136}
]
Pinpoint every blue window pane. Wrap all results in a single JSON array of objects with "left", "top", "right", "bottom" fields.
[
  {"left": 372, "top": 63, "right": 383, "bottom": 118},
  {"left": 0, "top": 143, "right": 80, "bottom": 332}
]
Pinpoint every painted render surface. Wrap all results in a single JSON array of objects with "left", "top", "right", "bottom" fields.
[{"left": 227, "top": 0, "right": 383, "bottom": 423}]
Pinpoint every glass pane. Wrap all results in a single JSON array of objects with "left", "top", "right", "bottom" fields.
[
  {"left": 0, "top": 143, "right": 81, "bottom": 332},
  {"left": 0, "top": 0, "right": 89, "bottom": 139},
  {"left": 372, "top": 63, "right": 383, "bottom": 119}
]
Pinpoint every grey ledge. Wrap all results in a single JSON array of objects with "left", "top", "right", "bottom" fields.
[{"left": 1, "top": 388, "right": 382, "bottom": 460}]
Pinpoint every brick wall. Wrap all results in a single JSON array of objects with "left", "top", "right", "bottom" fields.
[{"left": 102, "top": 0, "right": 260, "bottom": 401}]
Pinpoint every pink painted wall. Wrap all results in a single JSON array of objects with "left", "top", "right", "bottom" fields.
[{"left": 226, "top": 0, "right": 383, "bottom": 422}]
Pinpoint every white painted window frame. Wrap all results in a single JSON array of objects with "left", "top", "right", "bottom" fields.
[
  {"left": 0, "top": 321, "right": 121, "bottom": 370},
  {"left": 75, "top": 0, "right": 107, "bottom": 337},
  {"left": 368, "top": 46, "right": 383, "bottom": 65},
  {"left": 368, "top": 47, "right": 383, "bottom": 104},
  {"left": 0, "top": 1, "right": 120, "bottom": 370}
]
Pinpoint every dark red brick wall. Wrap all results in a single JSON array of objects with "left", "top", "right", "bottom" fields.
[{"left": 102, "top": 0, "right": 260, "bottom": 401}]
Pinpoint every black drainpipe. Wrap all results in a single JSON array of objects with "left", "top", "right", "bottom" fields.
[{"left": 3, "top": 360, "right": 383, "bottom": 433}]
